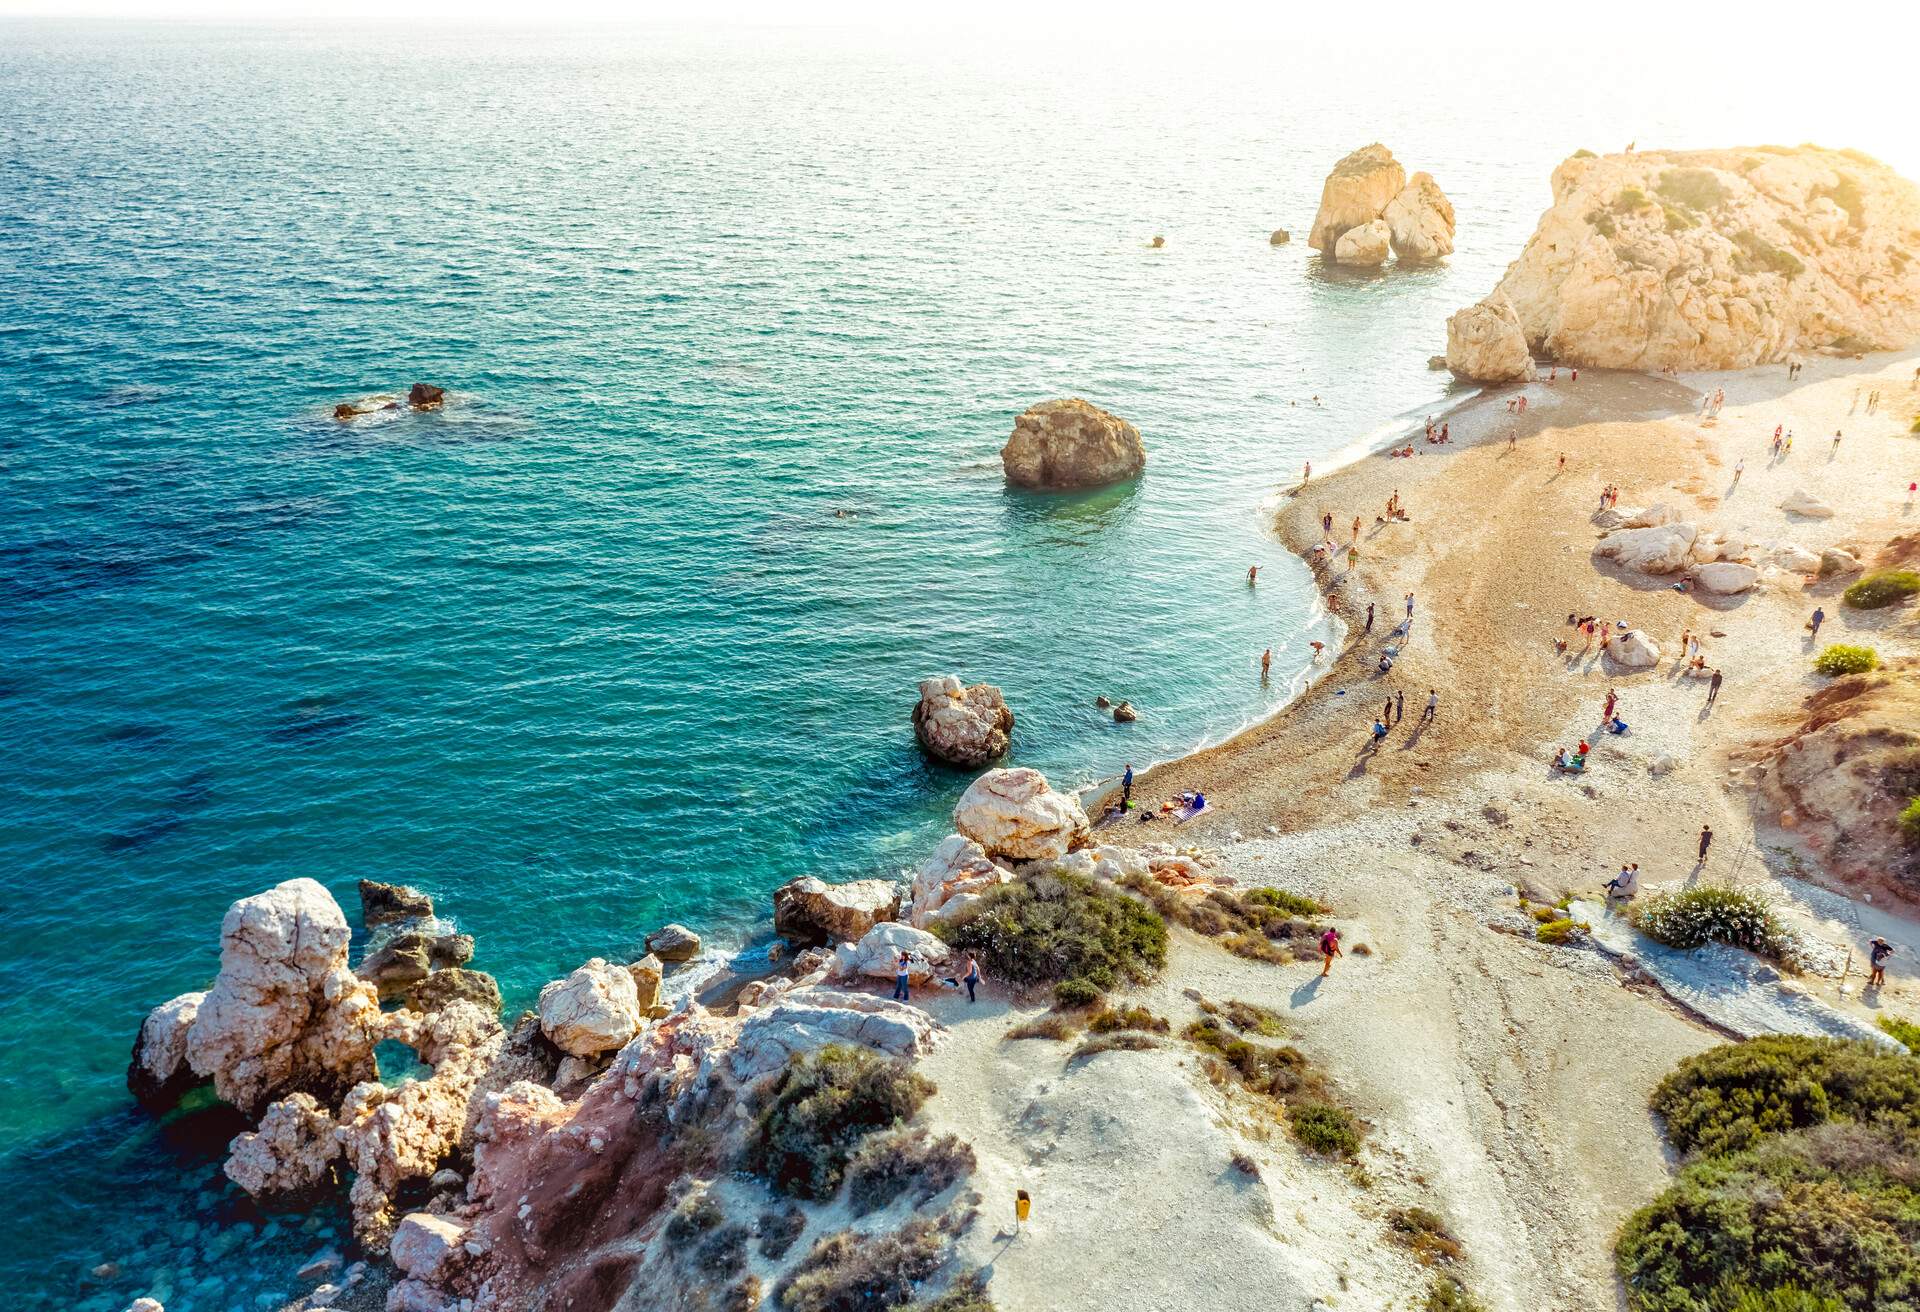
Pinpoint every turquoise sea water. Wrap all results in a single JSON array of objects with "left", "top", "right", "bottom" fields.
[{"left": 4, "top": 20, "right": 1915, "bottom": 1309}]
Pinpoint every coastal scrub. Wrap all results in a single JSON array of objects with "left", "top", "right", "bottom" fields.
[
  {"left": 935, "top": 872, "right": 1166, "bottom": 995},
  {"left": 1842, "top": 569, "right": 1920, "bottom": 608},
  {"left": 1648, "top": 1035, "right": 1920, "bottom": 1157},
  {"left": 746, "top": 1045, "right": 934, "bottom": 1199},
  {"left": 1627, "top": 885, "right": 1795, "bottom": 962},
  {"left": 1120, "top": 874, "right": 1327, "bottom": 964},
  {"left": 1812, "top": 644, "right": 1879, "bottom": 676}
]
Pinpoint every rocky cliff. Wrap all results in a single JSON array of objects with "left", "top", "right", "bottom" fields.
[{"left": 1463, "top": 145, "right": 1920, "bottom": 372}]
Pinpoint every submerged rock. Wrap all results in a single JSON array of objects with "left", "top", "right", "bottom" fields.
[
  {"left": 406, "top": 383, "right": 445, "bottom": 410},
  {"left": 1113, "top": 700, "right": 1138, "bottom": 722},
  {"left": 773, "top": 876, "right": 901, "bottom": 946},
  {"left": 912, "top": 675, "right": 1014, "bottom": 768},
  {"left": 1001, "top": 398, "right": 1146, "bottom": 490},
  {"left": 952, "top": 766, "right": 1090, "bottom": 862},
  {"left": 1269, "top": 228, "right": 1290, "bottom": 245}
]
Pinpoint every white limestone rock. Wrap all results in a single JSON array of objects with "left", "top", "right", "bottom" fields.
[
  {"left": 1383, "top": 171, "right": 1456, "bottom": 261},
  {"left": 224, "top": 1091, "right": 340, "bottom": 1201},
  {"left": 908, "top": 834, "right": 1012, "bottom": 928},
  {"left": 731, "top": 992, "right": 942, "bottom": 1080},
  {"left": 774, "top": 875, "right": 901, "bottom": 946},
  {"left": 1445, "top": 293, "right": 1536, "bottom": 383},
  {"left": 1333, "top": 218, "right": 1392, "bottom": 267},
  {"left": 911, "top": 675, "right": 1015, "bottom": 768},
  {"left": 1782, "top": 489, "right": 1836, "bottom": 518},
  {"left": 537, "top": 959, "right": 641, "bottom": 1057},
  {"left": 1000, "top": 398, "right": 1146, "bottom": 490},
  {"left": 1595, "top": 522, "right": 1700, "bottom": 574},
  {"left": 1610, "top": 630, "right": 1662, "bottom": 668},
  {"left": 127, "top": 990, "right": 206, "bottom": 1109},
  {"left": 1693, "top": 561, "right": 1760, "bottom": 594},
  {"left": 952, "top": 767, "right": 1090, "bottom": 862},
  {"left": 1309, "top": 144, "right": 1406, "bottom": 252}
]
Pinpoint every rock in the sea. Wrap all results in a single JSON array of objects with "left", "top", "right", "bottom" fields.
[
  {"left": 1309, "top": 144, "right": 1407, "bottom": 253},
  {"left": 359, "top": 934, "right": 434, "bottom": 999},
  {"left": 537, "top": 959, "right": 642, "bottom": 1057},
  {"left": 1113, "top": 700, "right": 1138, "bottom": 722},
  {"left": 127, "top": 990, "right": 206, "bottom": 1109},
  {"left": 359, "top": 879, "right": 433, "bottom": 928},
  {"left": 1782, "top": 489, "right": 1836, "bottom": 518},
  {"left": 627, "top": 954, "right": 664, "bottom": 1012},
  {"left": 406, "top": 383, "right": 445, "bottom": 411},
  {"left": 773, "top": 876, "right": 901, "bottom": 946},
  {"left": 390, "top": 1213, "right": 469, "bottom": 1284},
  {"left": 122, "top": 1301, "right": 164, "bottom": 1312},
  {"left": 1693, "top": 561, "right": 1760, "bottom": 594},
  {"left": 1333, "top": 218, "right": 1392, "bottom": 267},
  {"left": 645, "top": 923, "right": 701, "bottom": 962},
  {"left": 404, "top": 968, "right": 503, "bottom": 1017},
  {"left": 1383, "top": 171, "right": 1456, "bottom": 262},
  {"left": 1149, "top": 235, "right": 1165, "bottom": 249},
  {"left": 1269, "top": 229, "right": 1290, "bottom": 246},
  {"left": 224, "top": 1091, "right": 340, "bottom": 1202},
  {"left": 184, "top": 878, "right": 385, "bottom": 1118},
  {"left": 333, "top": 403, "right": 363, "bottom": 421},
  {"left": 1445, "top": 293, "right": 1536, "bottom": 383},
  {"left": 1610, "top": 630, "right": 1662, "bottom": 668},
  {"left": 1001, "top": 398, "right": 1146, "bottom": 490},
  {"left": 912, "top": 675, "right": 1014, "bottom": 768},
  {"left": 952, "top": 766, "right": 1090, "bottom": 862},
  {"left": 1465, "top": 145, "right": 1920, "bottom": 370},
  {"left": 1595, "top": 522, "right": 1700, "bottom": 575},
  {"left": 909, "top": 834, "right": 1012, "bottom": 929}
]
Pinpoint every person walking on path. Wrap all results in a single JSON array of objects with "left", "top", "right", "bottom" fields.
[
  {"left": 893, "top": 951, "right": 913, "bottom": 1002},
  {"left": 1832, "top": 430, "right": 1843, "bottom": 458},
  {"left": 1319, "top": 926, "right": 1343, "bottom": 977},
  {"left": 1365, "top": 602, "right": 1375, "bottom": 633},
  {"left": 1322, "top": 510, "right": 1333, "bottom": 534},
  {"left": 1558, "top": 452, "right": 1567, "bottom": 473},
  {"left": 1395, "top": 689, "right": 1405, "bottom": 722},
  {"left": 1603, "top": 688, "right": 1617, "bottom": 723},
  {"left": 1697, "top": 825, "right": 1714, "bottom": 864},
  {"left": 1423, "top": 689, "right": 1438, "bottom": 722},
  {"left": 1809, "top": 606, "right": 1826, "bottom": 640},
  {"left": 1370, "top": 717, "right": 1388, "bottom": 746},
  {"left": 1868, "top": 937, "right": 1894, "bottom": 988},
  {"left": 1352, "top": 515, "right": 1362, "bottom": 543},
  {"left": 1405, "top": 592, "right": 1415, "bottom": 620},
  {"left": 1706, "top": 668, "right": 1723, "bottom": 707},
  {"left": 1121, "top": 763, "right": 1134, "bottom": 810},
  {"left": 960, "top": 953, "right": 983, "bottom": 1003}
]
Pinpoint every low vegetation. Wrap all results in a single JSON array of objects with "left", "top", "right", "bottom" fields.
[
  {"left": 1182, "top": 1017, "right": 1365, "bottom": 1158},
  {"left": 1657, "top": 167, "right": 1730, "bottom": 211},
  {"left": 1842, "top": 568, "right": 1920, "bottom": 609},
  {"left": 756, "top": 1205, "right": 808, "bottom": 1260},
  {"left": 665, "top": 1191, "right": 753, "bottom": 1284},
  {"left": 898, "top": 1271, "right": 996, "bottom": 1312},
  {"left": 1878, "top": 1014, "right": 1920, "bottom": 1054},
  {"left": 1813, "top": 643, "right": 1879, "bottom": 676},
  {"left": 1627, "top": 885, "right": 1795, "bottom": 962},
  {"left": 1388, "top": 1206, "right": 1464, "bottom": 1266},
  {"left": 775, "top": 1215, "right": 951, "bottom": 1312},
  {"left": 1004, "top": 1013, "right": 1079, "bottom": 1041},
  {"left": 1902, "top": 796, "right": 1920, "bottom": 844},
  {"left": 1121, "top": 874, "right": 1328, "bottom": 965},
  {"left": 1072, "top": 1031, "right": 1160, "bottom": 1061},
  {"left": 1208, "top": 998, "right": 1287, "bottom": 1038},
  {"left": 746, "top": 1045, "right": 934, "bottom": 1199},
  {"left": 1423, "top": 1277, "right": 1490, "bottom": 1312},
  {"left": 1612, "top": 187, "right": 1649, "bottom": 213},
  {"left": 1648, "top": 1034, "right": 1920, "bottom": 1158},
  {"left": 1732, "top": 229, "right": 1805, "bottom": 277},
  {"left": 1086, "top": 1005, "right": 1169, "bottom": 1034},
  {"left": 937, "top": 872, "right": 1166, "bottom": 1001},
  {"left": 1288, "top": 1100, "right": 1364, "bottom": 1158},
  {"left": 1051, "top": 978, "right": 1102, "bottom": 1009},
  {"left": 845, "top": 1126, "right": 975, "bottom": 1215}
]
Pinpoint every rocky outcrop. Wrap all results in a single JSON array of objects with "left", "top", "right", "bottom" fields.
[
  {"left": 1610, "top": 630, "right": 1662, "bottom": 668},
  {"left": 127, "top": 990, "right": 206, "bottom": 1109},
  {"left": 1783, "top": 489, "right": 1837, "bottom": 518},
  {"left": 773, "top": 876, "right": 901, "bottom": 946},
  {"left": 224, "top": 1092, "right": 339, "bottom": 1202},
  {"left": 909, "top": 834, "right": 1012, "bottom": 928},
  {"left": 1269, "top": 229, "right": 1290, "bottom": 246},
  {"left": 627, "top": 955, "right": 663, "bottom": 1013},
  {"left": 537, "top": 959, "right": 642, "bottom": 1057},
  {"left": 834, "top": 922, "right": 953, "bottom": 983},
  {"left": 1445, "top": 293, "right": 1536, "bottom": 382},
  {"left": 407, "top": 384, "right": 445, "bottom": 411},
  {"left": 1309, "top": 145, "right": 1406, "bottom": 253},
  {"left": 405, "top": 967, "right": 503, "bottom": 1017},
  {"left": 184, "top": 878, "right": 385, "bottom": 1118},
  {"left": 1595, "top": 522, "right": 1701, "bottom": 574},
  {"left": 912, "top": 676, "right": 1014, "bottom": 768},
  {"left": 645, "top": 924, "right": 701, "bottom": 962},
  {"left": 1112, "top": 700, "right": 1137, "bottom": 723},
  {"left": 1001, "top": 398, "right": 1146, "bottom": 490},
  {"left": 1333, "top": 219, "right": 1391, "bottom": 267},
  {"left": 1457, "top": 145, "right": 1920, "bottom": 370},
  {"left": 390, "top": 1214, "right": 470, "bottom": 1285},
  {"left": 359, "top": 879, "right": 433, "bottom": 928},
  {"left": 732, "top": 993, "right": 941, "bottom": 1080},
  {"left": 1383, "top": 171, "right": 1456, "bottom": 262},
  {"left": 1692, "top": 561, "right": 1760, "bottom": 594},
  {"left": 952, "top": 767, "right": 1091, "bottom": 862}
]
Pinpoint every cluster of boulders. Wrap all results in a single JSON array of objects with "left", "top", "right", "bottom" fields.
[
  {"left": 1001, "top": 397, "right": 1146, "bottom": 490},
  {"left": 1308, "top": 144, "right": 1456, "bottom": 267},
  {"left": 1592, "top": 500, "right": 1859, "bottom": 600},
  {"left": 1443, "top": 145, "right": 1920, "bottom": 375},
  {"left": 912, "top": 675, "right": 1015, "bottom": 768},
  {"left": 333, "top": 383, "right": 446, "bottom": 421}
]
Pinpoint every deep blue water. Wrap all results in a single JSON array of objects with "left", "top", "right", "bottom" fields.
[{"left": 4, "top": 19, "right": 1915, "bottom": 1310}]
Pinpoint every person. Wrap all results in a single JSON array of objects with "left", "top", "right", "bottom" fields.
[
  {"left": 1322, "top": 510, "right": 1333, "bottom": 534},
  {"left": 1248, "top": 565, "right": 1259, "bottom": 585},
  {"left": 1832, "top": 430, "right": 1843, "bottom": 456},
  {"left": 1508, "top": 429, "right": 1517, "bottom": 451},
  {"left": 1302, "top": 460, "right": 1312, "bottom": 483},
  {"left": 1347, "top": 545, "right": 1358, "bottom": 569},
  {"left": 1603, "top": 688, "right": 1617, "bottom": 722},
  {"left": 1571, "top": 367, "right": 1578, "bottom": 382},
  {"left": 1558, "top": 452, "right": 1567, "bottom": 472},
  {"left": 1423, "top": 689, "right": 1438, "bottom": 722},
  {"left": 1371, "top": 717, "right": 1388, "bottom": 745},
  {"left": 1309, "top": 640, "right": 1325, "bottom": 659},
  {"left": 1192, "top": 791, "right": 1206, "bottom": 812},
  {"left": 1552, "top": 746, "right": 1569, "bottom": 769},
  {"left": 1697, "top": 825, "right": 1713, "bottom": 864},
  {"left": 1868, "top": 937, "right": 1894, "bottom": 988},
  {"left": 1395, "top": 689, "right": 1405, "bottom": 722},
  {"left": 1121, "top": 763, "right": 1134, "bottom": 810},
  {"left": 1809, "top": 606, "right": 1825, "bottom": 639},
  {"left": 1352, "top": 515, "right": 1362, "bottom": 543},
  {"left": 1405, "top": 592, "right": 1415, "bottom": 619},
  {"left": 1319, "top": 925, "right": 1342, "bottom": 977},
  {"left": 1550, "top": 366, "right": 1558, "bottom": 383},
  {"left": 1707, "top": 668, "right": 1722, "bottom": 707},
  {"left": 1605, "top": 863, "right": 1639, "bottom": 900},
  {"left": 1365, "top": 602, "right": 1375, "bottom": 633},
  {"left": 960, "top": 953, "right": 983, "bottom": 1003},
  {"left": 1262, "top": 648, "right": 1272, "bottom": 677},
  {"left": 1733, "top": 458, "right": 1744, "bottom": 484},
  {"left": 1440, "top": 422, "right": 1449, "bottom": 443},
  {"left": 893, "top": 951, "right": 913, "bottom": 1002}
]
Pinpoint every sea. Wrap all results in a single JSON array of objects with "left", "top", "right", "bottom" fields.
[{"left": 1, "top": 18, "right": 1914, "bottom": 1309}]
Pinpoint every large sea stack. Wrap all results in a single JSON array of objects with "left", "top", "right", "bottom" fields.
[
  {"left": 1000, "top": 398, "right": 1146, "bottom": 490},
  {"left": 1309, "top": 145, "right": 1456, "bottom": 266}
]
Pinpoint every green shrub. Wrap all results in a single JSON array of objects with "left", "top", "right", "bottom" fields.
[
  {"left": 1388, "top": 1206, "right": 1464, "bottom": 1266},
  {"left": 845, "top": 1126, "right": 975, "bottom": 1215},
  {"left": 1289, "top": 1100, "right": 1364, "bottom": 1158},
  {"left": 1663, "top": 204, "right": 1697, "bottom": 233},
  {"left": 1878, "top": 1014, "right": 1920, "bottom": 1054},
  {"left": 1842, "top": 569, "right": 1920, "bottom": 609},
  {"left": 1072, "top": 1031, "right": 1160, "bottom": 1060},
  {"left": 1628, "top": 886, "right": 1794, "bottom": 961},
  {"left": 1589, "top": 210, "right": 1619, "bottom": 237},
  {"left": 1215, "top": 999, "right": 1287, "bottom": 1037},
  {"left": 897, "top": 1271, "right": 996, "bottom": 1312},
  {"left": 1731, "top": 229, "right": 1805, "bottom": 277},
  {"left": 1616, "top": 1123, "right": 1920, "bottom": 1311},
  {"left": 1183, "top": 1018, "right": 1318, "bottom": 1098},
  {"left": 757, "top": 1205, "right": 807, "bottom": 1260},
  {"left": 1649, "top": 1035, "right": 1920, "bottom": 1158},
  {"left": 1424, "top": 1276, "right": 1490, "bottom": 1312},
  {"left": 747, "top": 1045, "right": 934, "bottom": 1199},
  {"left": 1613, "top": 187, "right": 1649, "bottom": 213},
  {"left": 776, "top": 1217, "right": 948, "bottom": 1312},
  {"left": 1813, "top": 643, "right": 1879, "bottom": 676},
  {"left": 1572, "top": 148, "right": 1597, "bottom": 159},
  {"left": 1534, "top": 917, "right": 1587, "bottom": 945},
  {"left": 1121, "top": 873, "right": 1325, "bottom": 963},
  {"left": 1052, "top": 978, "right": 1101, "bottom": 1009},
  {"left": 1086, "top": 1005, "right": 1168, "bottom": 1034},
  {"left": 1243, "top": 887, "right": 1330, "bottom": 917},
  {"left": 1005, "top": 1013, "right": 1079, "bottom": 1041},
  {"left": 1658, "top": 168, "right": 1729, "bottom": 210},
  {"left": 1902, "top": 796, "right": 1920, "bottom": 843},
  {"left": 937, "top": 872, "right": 1166, "bottom": 989}
]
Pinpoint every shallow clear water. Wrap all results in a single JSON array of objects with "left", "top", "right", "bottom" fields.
[{"left": 2, "top": 19, "right": 1914, "bottom": 1309}]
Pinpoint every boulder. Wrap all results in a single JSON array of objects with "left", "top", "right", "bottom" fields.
[
  {"left": 732, "top": 993, "right": 942, "bottom": 1081},
  {"left": 537, "top": 959, "right": 641, "bottom": 1057},
  {"left": 1308, "top": 144, "right": 1406, "bottom": 252},
  {"left": 183, "top": 878, "right": 385, "bottom": 1118},
  {"left": 404, "top": 968, "right": 502, "bottom": 1017},
  {"left": 645, "top": 923, "right": 701, "bottom": 962},
  {"left": 1770, "top": 544, "right": 1823, "bottom": 573},
  {"left": 909, "top": 834, "right": 1012, "bottom": 928},
  {"left": 1610, "top": 630, "right": 1662, "bottom": 668},
  {"left": 390, "top": 1213, "right": 469, "bottom": 1284},
  {"left": 1027, "top": 844, "right": 1152, "bottom": 884},
  {"left": 1001, "top": 398, "right": 1146, "bottom": 490},
  {"left": 224, "top": 1091, "right": 340, "bottom": 1202},
  {"left": 1445, "top": 293, "right": 1536, "bottom": 382},
  {"left": 359, "top": 879, "right": 433, "bottom": 928},
  {"left": 1383, "top": 171, "right": 1456, "bottom": 261},
  {"left": 1693, "top": 561, "right": 1760, "bottom": 594},
  {"left": 835, "top": 922, "right": 953, "bottom": 983},
  {"left": 1595, "top": 522, "right": 1700, "bottom": 574},
  {"left": 123, "top": 1301, "right": 164, "bottom": 1312},
  {"left": 1269, "top": 229, "right": 1290, "bottom": 245},
  {"left": 773, "top": 876, "right": 901, "bottom": 946},
  {"left": 627, "top": 954, "right": 663, "bottom": 1012},
  {"left": 952, "top": 767, "right": 1091, "bottom": 862},
  {"left": 1819, "top": 547, "right": 1863, "bottom": 576},
  {"left": 1782, "top": 490, "right": 1836, "bottom": 518},
  {"left": 333, "top": 403, "right": 362, "bottom": 421},
  {"left": 1113, "top": 700, "right": 1138, "bottom": 722},
  {"left": 407, "top": 384, "right": 445, "bottom": 410},
  {"left": 127, "top": 990, "right": 206, "bottom": 1109},
  {"left": 1333, "top": 218, "right": 1391, "bottom": 266},
  {"left": 1622, "top": 503, "right": 1679, "bottom": 528},
  {"left": 911, "top": 676, "right": 1015, "bottom": 768},
  {"left": 358, "top": 935, "right": 433, "bottom": 999}
]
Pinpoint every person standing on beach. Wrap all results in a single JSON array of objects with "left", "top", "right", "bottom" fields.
[
  {"left": 1810, "top": 606, "right": 1825, "bottom": 639},
  {"left": 1366, "top": 602, "right": 1375, "bottom": 633},
  {"left": 1603, "top": 688, "right": 1617, "bottom": 722},
  {"left": 1303, "top": 461, "right": 1312, "bottom": 483},
  {"left": 1831, "top": 430, "right": 1842, "bottom": 457},
  {"left": 1571, "top": 368, "right": 1578, "bottom": 382},
  {"left": 1696, "top": 825, "right": 1713, "bottom": 864},
  {"left": 1347, "top": 545, "right": 1358, "bottom": 570},
  {"left": 1121, "top": 763, "right": 1134, "bottom": 810},
  {"left": 1369, "top": 718, "right": 1388, "bottom": 748},
  {"left": 1395, "top": 689, "right": 1404, "bottom": 723},
  {"left": 1868, "top": 937, "right": 1894, "bottom": 987},
  {"left": 1732, "top": 458, "right": 1744, "bottom": 485},
  {"left": 1319, "top": 926, "right": 1342, "bottom": 977},
  {"left": 1423, "top": 689, "right": 1438, "bottom": 722},
  {"left": 1382, "top": 695, "right": 1393, "bottom": 723},
  {"left": 1558, "top": 452, "right": 1567, "bottom": 473},
  {"left": 1322, "top": 510, "right": 1333, "bottom": 534},
  {"left": 1405, "top": 592, "right": 1415, "bottom": 620},
  {"left": 1352, "top": 515, "right": 1361, "bottom": 543},
  {"left": 1707, "top": 668, "right": 1722, "bottom": 707},
  {"left": 893, "top": 951, "right": 913, "bottom": 1002}
]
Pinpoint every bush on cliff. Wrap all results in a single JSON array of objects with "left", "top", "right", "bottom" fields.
[
  {"left": 844, "top": 1126, "right": 975, "bottom": 1215},
  {"left": 1627, "top": 886, "right": 1794, "bottom": 963},
  {"left": 1843, "top": 569, "right": 1920, "bottom": 609},
  {"left": 775, "top": 1216, "right": 948, "bottom": 1312},
  {"left": 747, "top": 1045, "right": 933, "bottom": 1199},
  {"left": 1813, "top": 644, "right": 1879, "bottom": 676},
  {"left": 1657, "top": 167, "right": 1729, "bottom": 211},
  {"left": 1902, "top": 796, "right": 1920, "bottom": 844},
  {"left": 1120, "top": 874, "right": 1325, "bottom": 964},
  {"left": 936, "top": 871, "right": 1166, "bottom": 991},
  {"left": 1648, "top": 1035, "right": 1920, "bottom": 1158}
]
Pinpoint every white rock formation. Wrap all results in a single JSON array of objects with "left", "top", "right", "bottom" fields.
[
  {"left": 1781, "top": 489, "right": 1836, "bottom": 518},
  {"left": 1026, "top": 844, "right": 1153, "bottom": 884},
  {"left": 952, "top": 767, "right": 1091, "bottom": 862},
  {"left": 911, "top": 676, "right": 1015, "bottom": 768},
  {"left": 1458, "top": 145, "right": 1920, "bottom": 370},
  {"left": 1622, "top": 503, "right": 1680, "bottom": 528},
  {"left": 731, "top": 992, "right": 942, "bottom": 1080},
  {"left": 835, "top": 922, "right": 953, "bottom": 983},
  {"left": 223, "top": 1091, "right": 339, "bottom": 1200},
  {"left": 627, "top": 954, "right": 663, "bottom": 1012},
  {"left": 127, "top": 990, "right": 205, "bottom": 1108},
  {"left": 773, "top": 875, "right": 901, "bottom": 946},
  {"left": 1000, "top": 398, "right": 1146, "bottom": 490},
  {"left": 1444, "top": 293, "right": 1535, "bottom": 382},
  {"left": 1611, "top": 630, "right": 1662, "bottom": 668},
  {"left": 184, "top": 878, "right": 385, "bottom": 1117},
  {"left": 1595, "top": 522, "right": 1700, "bottom": 574},
  {"left": 1333, "top": 218, "right": 1392, "bottom": 266},
  {"left": 909, "top": 834, "right": 1012, "bottom": 928},
  {"left": 1309, "top": 144, "right": 1406, "bottom": 252},
  {"left": 1770, "top": 544, "right": 1823, "bottom": 573},
  {"left": 1820, "top": 547, "right": 1862, "bottom": 575},
  {"left": 1383, "top": 171, "right": 1456, "bottom": 261},
  {"left": 537, "top": 959, "right": 642, "bottom": 1057},
  {"left": 1693, "top": 561, "right": 1760, "bottom": 594}
]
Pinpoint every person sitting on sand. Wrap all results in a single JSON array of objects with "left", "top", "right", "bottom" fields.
[
  {"left": 1370, "top": 718, "right": 1388, "bottom": 744},
  {"left": 1605, "top": 863, "right": 1639, "bottom": 900},
  {"left": 1552, "top": 746, "right": 1569, "bottom": 769},
  {"left": 1377, "top": 654, "right": 1394, "bottom": 673}
]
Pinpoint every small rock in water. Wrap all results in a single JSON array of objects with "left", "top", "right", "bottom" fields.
[
  {"left": 1269, "top": 228, "right": 1290, "bottom": 245},
  {"left": 1112, "top": 701, "right": 1137, "bottom": 723},
  {"left": 297, "top": 1250, "right": 342, "bottom": 1282},
  {"left": 1094, "top": 695, "right": 1111, "bottom": 708},
  {"left": 1149, "top": 235, "right": 1166, "bottom": 248},
  {"left": 407, "top": 382, "right": 446, "bottom": 410},
  {"left": 645, "top": 923, "right": 701, "bottom": 962}
]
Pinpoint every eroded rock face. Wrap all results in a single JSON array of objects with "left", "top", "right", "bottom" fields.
[
  {"left": 834, "top": 922, "right": 954, "bottom": 983},
  {"left": 1309, "top": 144, "right": 1406, "bottom": 253},
  {"left": 1333, "top": 218, "right": 1392, "bottom": 267},
  {"left": 391, "top": 1213, "right": 470, "bottom": 1284},
  {"left": 1001, "top": 398, "right": 1146, "bottom": 490},
  {"left": 224, "top": 1091, "right": 339, "bottom": 1202},
  {"left": 1595, "top": 522, "right": 1700, "bottom": 574},
  {"left": 359, "top": 879, "right": 433, "bottom": 928},
  {"left": 1384, "top": 171, "right": 1456, "bottom": 262},
  {"left": 952, "top": 767, "right": 1091, "bottom": 861},
  {"left": 537, "top": 959, "right": 641, "bottom": 1058},
  {"left": 908, "top": 834, "right": 1012, "bottom": 929},
  {"left": 773, "top": 876, "right": 901, "bottom": 947},
  {"left": 404, "top": 967, "right": 503, "bottom": 1017},
  {"left": 912, "top": 676, "right": 1015, "bottom": 768},
  {"left": 1445, "top": 293, "right": 1536, "bottom": 382},
  {"left": 1471, "top": 145, "right": 1920, "bottom": 370},
  {"left": 127, "top": 991, "right": 206, "bottom": 1109},
  {"left": 627, "top": 955, "right": 663, "bottom": 1013},
  {"left": 184, "top": 878, "right": 385, "bottom": 1118}
]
